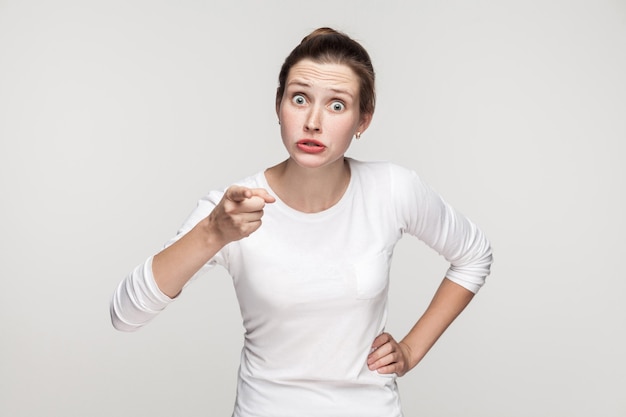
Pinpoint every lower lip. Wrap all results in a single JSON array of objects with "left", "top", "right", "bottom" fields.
[{"left": 297, "top": 143, "right": 326, "bottom": 154}]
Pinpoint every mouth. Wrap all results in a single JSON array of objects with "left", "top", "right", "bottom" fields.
[{"left": 296, "top": 139, "right": 326, "bottom": 153}]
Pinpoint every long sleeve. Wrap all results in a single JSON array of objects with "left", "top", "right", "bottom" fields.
[
  {"left": 110, "top": 256, "right": 174, "bottom": 332},
  {"left": 109, "top": 189, "right": 228, "bottom": 331},
  {"left": 392, "top": 166, "right": 493, "bottom": 293}
]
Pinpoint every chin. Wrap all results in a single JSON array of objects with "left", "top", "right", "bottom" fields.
[{"left": 289, "top": 153, "right": 344, "bottom": 170}]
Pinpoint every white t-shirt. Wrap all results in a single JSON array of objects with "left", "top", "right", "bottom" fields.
[{"left": 111, "top": 159, "right": 493, "bottom": 417}]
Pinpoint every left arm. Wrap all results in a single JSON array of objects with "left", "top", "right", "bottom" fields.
[
  {"left": 367, "top": 277, "right": 474, "bottom": 376},
  {"left": 368, "top": 165, "right": 493, "bottom": 375}
]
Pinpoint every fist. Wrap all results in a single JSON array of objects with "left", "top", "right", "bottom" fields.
[{"left": 208, "top": 185, "right": 275, "bottom": 245}]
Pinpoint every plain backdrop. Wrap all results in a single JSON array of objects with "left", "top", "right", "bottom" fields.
[{"left": 1, "top": 1, "right": 625, "bottom": 416}]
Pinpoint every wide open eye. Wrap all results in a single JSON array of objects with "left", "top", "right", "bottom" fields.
[
  {"left": 330, "top": 101, "right": 345, "bottom": 112},
  {"left": 292, "top": 94, "right": 306, "bottom": 105}
]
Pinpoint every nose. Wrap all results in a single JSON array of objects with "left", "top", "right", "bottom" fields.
[{"left": 304, "top": 106, "right": 322, "bottom": 133}]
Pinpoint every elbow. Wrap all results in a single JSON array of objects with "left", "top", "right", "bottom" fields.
[
  {"left": 109, "top": 297, "right": 141, "bottom": 332},
  {"left": 448, "top": 244, "right": 494, "bottom": 293}
]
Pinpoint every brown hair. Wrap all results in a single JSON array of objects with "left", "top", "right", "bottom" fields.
[{"left": 276, "top": 27, "right": 376, "bottom": 116}]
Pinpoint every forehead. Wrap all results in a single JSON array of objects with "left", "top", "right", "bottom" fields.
[{"left": 287, "top": 59, "right": 359, "bottom": 93}]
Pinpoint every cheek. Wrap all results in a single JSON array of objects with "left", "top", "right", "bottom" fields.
[
  {"left": 279, "top": 114, "right": 292, "bottom": 135},
  {"left": 278, "top": 110, "right": 297, "bottom": 142},
  {"left": 333, "top": 117, "right": 359, "bottom": 136},
  {"left": 278, "top": 105, "right": 292, "bottom": 125}
]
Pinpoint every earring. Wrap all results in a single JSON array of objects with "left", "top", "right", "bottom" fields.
[{"left": 355, "top": 131, "right": 361, "bottom": 139}]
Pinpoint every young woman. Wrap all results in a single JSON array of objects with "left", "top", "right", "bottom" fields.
[{"left": 111, "top": 27, "right": 493, "bottom": 417}]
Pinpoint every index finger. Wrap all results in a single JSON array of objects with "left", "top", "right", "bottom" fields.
[
  {"left": 247, "top": 188, "right": 276, "bottom": 204},
  {"left": 371, "top": 332, "right": 391, "bottom": 350},
  {"left": 225, "top": 185, "right": 252, "bottom": 203}
]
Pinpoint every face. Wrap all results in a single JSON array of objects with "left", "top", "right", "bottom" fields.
[{"left": 277, "top": 59, "right": 371, "bottom": 170}]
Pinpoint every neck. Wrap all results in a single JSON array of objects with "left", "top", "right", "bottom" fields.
[{"left": 265, "top": 158, "right": 351, "bottom": 213}]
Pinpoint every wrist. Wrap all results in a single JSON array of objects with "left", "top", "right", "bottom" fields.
[
  {"left": 399, "top": 340, "right": 422, "bottom": 371},
  {"left": 199, "top": 216, "right": 228, "bottom": 250}
]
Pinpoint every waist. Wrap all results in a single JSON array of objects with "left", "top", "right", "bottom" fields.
[{"left": 234, "top": 368, "right": 401, "bottom": 417}]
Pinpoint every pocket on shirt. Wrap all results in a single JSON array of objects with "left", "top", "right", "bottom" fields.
[{"left": 353, "top": 250, "right": 391, "bottom": 299}]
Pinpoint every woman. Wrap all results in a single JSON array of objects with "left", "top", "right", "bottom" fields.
[{"left": 111, "top": 27, "right": 493, "bottom": 417}]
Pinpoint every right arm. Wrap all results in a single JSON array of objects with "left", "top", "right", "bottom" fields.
[
  {"left": 110, "top": 186, "right": 274, "bottom": 331},
  {"left": 153, "top": 186, "right": 275, "bottom": 297}
]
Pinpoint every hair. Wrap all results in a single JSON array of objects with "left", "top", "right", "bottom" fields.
[{"left": 276, "top": 27, "right": 376, "bottom": 116}]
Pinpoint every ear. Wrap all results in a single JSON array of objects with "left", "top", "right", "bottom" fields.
[{"left": 357, "top": 112, "right": 373, "bottom": 135}]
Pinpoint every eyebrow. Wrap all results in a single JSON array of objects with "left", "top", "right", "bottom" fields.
[{"left": 287, "top": 80, "right": 354, "bottom": 98}]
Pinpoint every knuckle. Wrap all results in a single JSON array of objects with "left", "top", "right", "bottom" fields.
[{"left": 223, "top": 201, "right": 237, "bottom": 212}]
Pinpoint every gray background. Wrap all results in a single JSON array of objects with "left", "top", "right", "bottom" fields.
[{"left": 1, "top": 1, "right": 625, "bottom": 416}]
